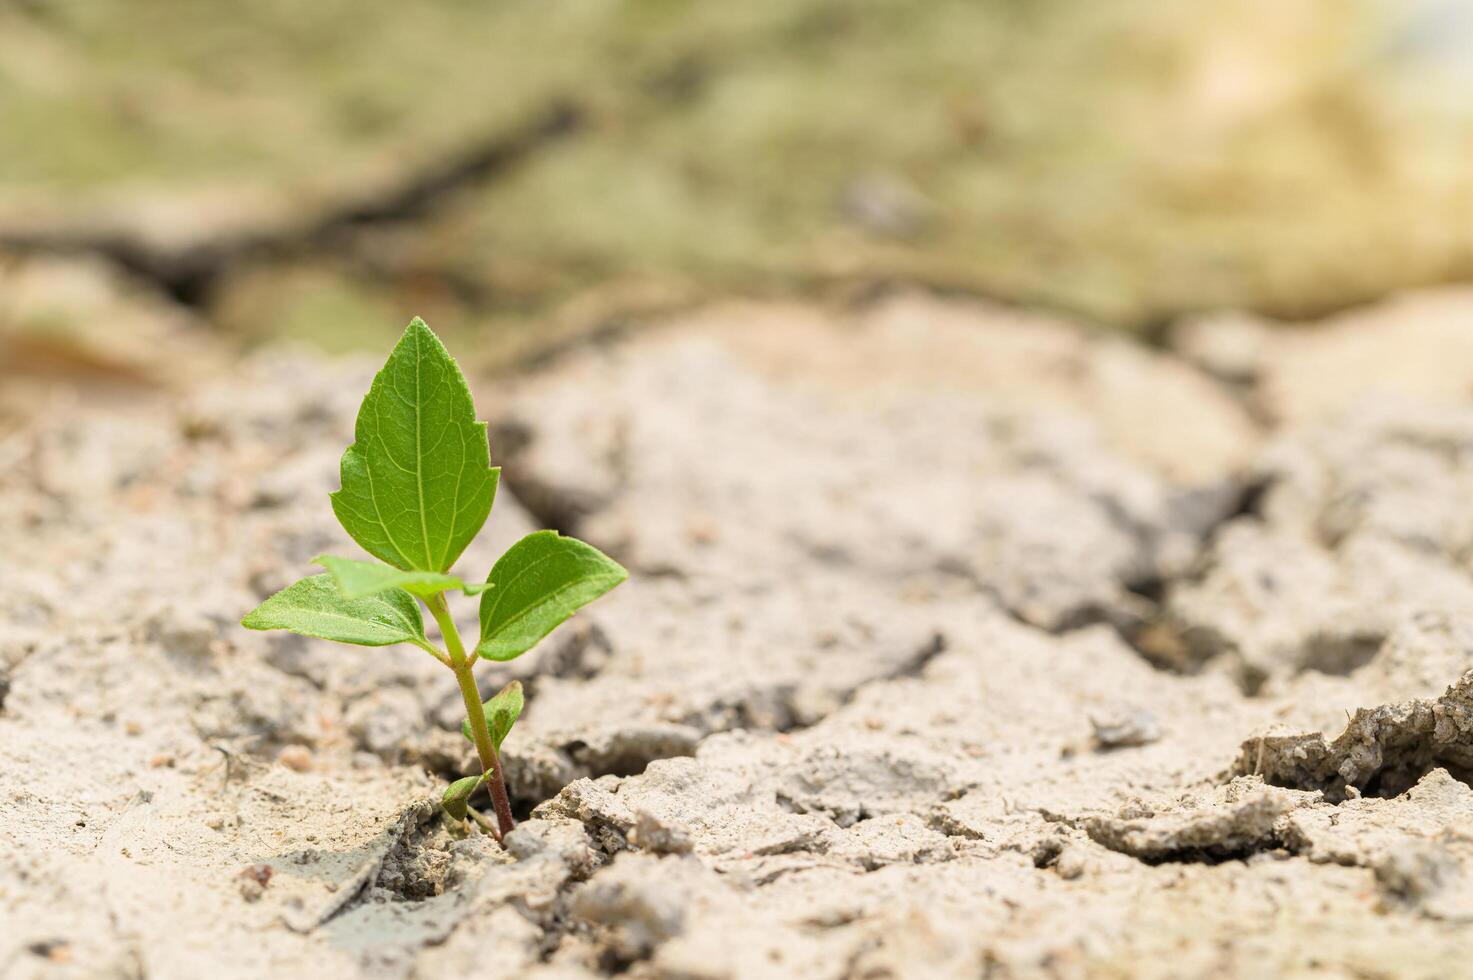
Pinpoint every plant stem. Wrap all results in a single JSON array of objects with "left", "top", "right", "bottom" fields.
[
  {"left": 426, "top": 592, "right": 516, "bottom": 839},
  {"left": 468, "top": 808, "right": 499, "bottom": 836},
  {"left": 412, "top": 639, "right": 452, "bottom": 668}
]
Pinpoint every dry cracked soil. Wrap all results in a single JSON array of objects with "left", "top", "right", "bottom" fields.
[{"left": 11, "top": 283, "right": 1473, "bottom": 977}]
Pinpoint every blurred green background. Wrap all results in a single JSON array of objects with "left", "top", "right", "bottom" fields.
[{"left": 3, "top": 0, "right": 1473, "bottom": 361}]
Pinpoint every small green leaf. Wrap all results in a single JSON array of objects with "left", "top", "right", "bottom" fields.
[
  {"left": 330, "top": 318, "right": 500, "bottom": 574},
  {"left": 441, "top": 774, "right": 485, "bottom": 821},
  {"left": 313, "top": 554, "right": 492, "bottom": 600},
  {"left": 461, "top": 680, "right": 525, "bottom": 749},
  {"left": 476, "top": 532, "right": 628, "bottom": 661},
  {"left": 240, "top": 574, "right": 426, "bottom": 646}
]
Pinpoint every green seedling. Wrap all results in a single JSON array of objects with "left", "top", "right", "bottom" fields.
[{"left": 241, "top": 318, "right": 627, "bottom": 839}]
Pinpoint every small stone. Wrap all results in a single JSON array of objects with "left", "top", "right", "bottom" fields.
[
  {"left": 277, "top": 745, "right": 313, "bottom": 772},
  {"left": 631, "top": 810, "right": 694, "bottom": 855},
  {"left": 1032, "top": 837, "right": 1066, "bottom": 869},
  {"left": 1053, "top": 845, "right": 1090, "bottom": 880},
  {"left": 238, "top": 864, "right": 273, "bottom": 902},
  {"left": 26, "top": 941, "right": 71, "bottom": 964},
  {"left": 1090, "top": 708, "right": 1162, "bottom": 750}
]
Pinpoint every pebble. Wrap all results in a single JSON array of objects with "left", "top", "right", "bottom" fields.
[{"left": 277, "top": 745, "right": 314, "bottom": 772}]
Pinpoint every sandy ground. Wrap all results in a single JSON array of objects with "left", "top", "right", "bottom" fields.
[{"left": 10, "top": 287, "right": 1473, "bottom": 977}]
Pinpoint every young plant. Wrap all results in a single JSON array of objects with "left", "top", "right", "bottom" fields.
[{"left": 241, "top": 318, "right": 627, "bottom": 839}]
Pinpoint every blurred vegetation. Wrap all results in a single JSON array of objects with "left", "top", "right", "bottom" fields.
[{"left": 3, "top": 0, "right": 1473, "bottom": 354}]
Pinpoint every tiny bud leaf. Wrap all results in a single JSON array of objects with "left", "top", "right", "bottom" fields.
[
  {"left": 441, "top": 774, "right": 485, "bottom": 821},
  {"left": 240, "top": 574, "right": 427, "bottom": 646},
  {"left": 475, "top": 531, "right": 627, "bottom": 661},
  {"left": 313, "top": 554, "right": 492, "bottom": 600},
  {"left": 461, "top": 680, "right": 525, "bottom": 749}
]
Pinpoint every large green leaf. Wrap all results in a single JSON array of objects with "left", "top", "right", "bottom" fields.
[
  {"left": 240, "top": 574, "right": 426, "bottom": 646},
  {"left": 476, "top": 531, "right": 627, "bottom": 661},
  {"left": 313, "top": 554, "right": 492, "bottom": 600},
  {"left": 330, "top": 318, "right": 499, "bottom": 574},
  {"left": 461, "top": 680, "right": 525, "bottom": 747}
]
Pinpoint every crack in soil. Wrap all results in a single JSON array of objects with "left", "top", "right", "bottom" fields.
[
  {"left": 0, "top": 103, "right": 584, "bottom": 308},
  {"left": 488, "top": 415, "right": 630, "bottom": 541},
  {"left": 435, "top": 626, "right": 955, "bottom": 822},
  {"left": 1103, "top": 477, "right": 1275, "bottom": 682}
]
